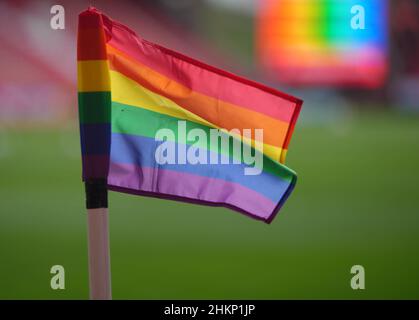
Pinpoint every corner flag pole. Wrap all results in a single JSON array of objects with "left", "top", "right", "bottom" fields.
[{"left": 85, "top": 179, "right": 112, "bottom": 300}]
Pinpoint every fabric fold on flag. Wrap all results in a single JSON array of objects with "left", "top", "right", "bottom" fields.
[{"left": 77, "top": 7, "right": 303, "bottom": 223}]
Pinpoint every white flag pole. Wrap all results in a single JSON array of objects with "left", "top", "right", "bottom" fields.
[{"left": 85, "top": 180, "right": 112, "bottom": 300}]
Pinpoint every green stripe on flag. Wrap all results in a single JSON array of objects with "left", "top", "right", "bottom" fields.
[
  {"left": 78, "top": 92, "right": 111, "bottom": 124},
  {"left": 111, "top": 101, "right": 295, "bottom": 181}
]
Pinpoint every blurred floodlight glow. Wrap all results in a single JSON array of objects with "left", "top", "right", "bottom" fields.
[{"left": 257, "top": 0, "right": 388, "bottom": 88}]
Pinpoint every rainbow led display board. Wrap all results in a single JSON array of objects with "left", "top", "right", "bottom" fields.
[{"left": 257, "top": 0, "right": 388, "bottom": 88}]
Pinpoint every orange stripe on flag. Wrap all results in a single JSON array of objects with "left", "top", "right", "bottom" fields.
[{"left": 107, "top": 44, "right": 291, "bottom": 150}]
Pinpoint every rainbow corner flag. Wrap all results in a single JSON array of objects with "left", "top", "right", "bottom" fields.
[{"left": 77, "top": 7, "right": 303, "bottom": 223}]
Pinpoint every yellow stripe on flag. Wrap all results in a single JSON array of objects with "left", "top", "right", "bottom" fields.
[
  {"left": 110, "top": 70, "right": 282, "bottom": 161},
  {"left": 77, "top": 60, "right": 111, "bottom": 92}
]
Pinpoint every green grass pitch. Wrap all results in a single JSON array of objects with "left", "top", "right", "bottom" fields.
[{"left": 1, "top": 110, "right": 418, "bottom": 299}]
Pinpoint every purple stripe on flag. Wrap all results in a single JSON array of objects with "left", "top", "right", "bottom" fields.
[
  {"left": 82, "top": 155, "right": 109, "bottom": 180},
  {"left": 107, "top": 161, "right": 278, "bottom": 220}
]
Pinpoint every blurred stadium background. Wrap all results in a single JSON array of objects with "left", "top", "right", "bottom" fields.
[{"left": 0, "top": 0, "right": 419, "bottom": 299}]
